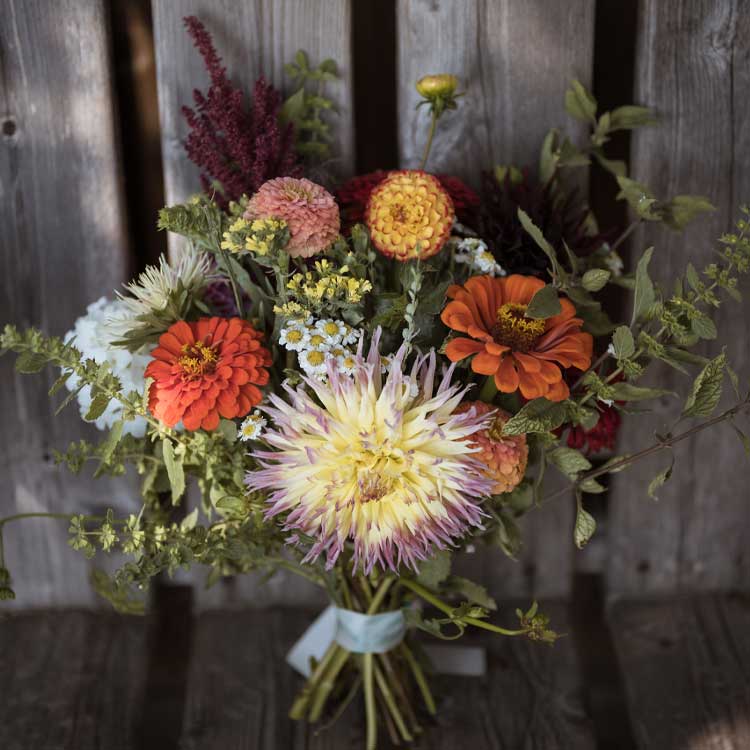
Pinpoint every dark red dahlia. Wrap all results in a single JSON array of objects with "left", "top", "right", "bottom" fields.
[
  {"left": 477, "top": 168, "right": 607, "bottom": 278},
  {"left": 567, "top": 403, "right": 621, "bottom": 455},
  {"left": 336, "top": 171, "right": 479, "bottom": 233},
  {"left": 181, "top": 16, "right": 302, "bottom": 208}
]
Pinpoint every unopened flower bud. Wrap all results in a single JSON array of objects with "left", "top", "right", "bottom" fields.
[{"left": 416, "top": 73, "right": 458, "bottom": 99}]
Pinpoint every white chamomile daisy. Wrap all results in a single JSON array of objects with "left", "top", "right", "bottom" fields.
[
  {"left": 337, "top": 351, "right": 358, "bottom": 375},
  {"left": 238, "top": 411, "right": 267, "bottom": 442},
  {"left": 341, "top": 324, "right": 362, "bottom": 346},
  {"left": 299, "top": 348, "right": 329, "bottom": 378},
  {"left": 455, "top": 238, "right": 506, "bottom": 277},
  {"left": 314, "top": 318, "right": 347, "bottom": 345},
  {"left": 279, "top": 322, "right": 310, "bottom": 352}
]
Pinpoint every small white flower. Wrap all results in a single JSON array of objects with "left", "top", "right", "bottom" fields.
[
  {"left": 299, "top": 348, "right": 329, "bottom": 378},
  {"left": 336, "top": 351, "right": 358, "bottom": 376},
  {"left": 455, "top": 238, "right": 506, "bottom": 277},
  {"left": 238, "top": 411, "right": 267, "bottom": 442},
  {"left": 599, "top": 398, "right": 615, "bottom": 407},
  {"left": 341, "top": 324, "right": 362, "bottom": 346},
  {"left": 279, "top": 324, "right": 310, "bottom": 352},
  {"left": 607, "top": 343, "right": 616, "bottom": 356},
  {"left": 380, "top": 352, "right": 396, "bottom": 374},
  {"left": 402, "top": 375, "right": 420, "bottom": 399},
  {"left": 314, "top": 318, "right": 347, "bottom": 345},
  {"left": 604, "top": 249, "right": 624, "bottom": 277}
]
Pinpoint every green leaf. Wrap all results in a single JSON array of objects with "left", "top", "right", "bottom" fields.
[
  {"left": 565, "top": 79, "right": 597, "bottom": 123},
  {"left": 489, "top": 512, "right": 523, "bottom": 559},
  {"left": 631, "top": 246, "right": 656, "bottom": 325},
  {"left": 549, "top": 446, "right": 592, "bottom": 478},
  {"left": 98, "top": 420, "right": 124, "bottom": 466},
  {"left": 447, "top": 576, "right": 497, "bottom": 610},
  {"left": 502, "top": 398, "right": 573, "bottom": 435},
  {"left": 690, "top": 315, "right": 717, "bottom": 340},
  {"left": 416, "top": 549, "right": 451, "bottom": 589},
  {"left": 517, "top": 209, "right": 561, "bottom": 277},
  {"left": 612, "top": 326, "right": 635, "bottom": 359},
  {"left": 525, "top": 285, "right": 562, "bottom": 319},
  {"left": 581, "top": 268, "right": 610, "bottom": 292},
  {"left": 664, "top": 195, "right": 715, "bottom": 231},
  {"left": 682, "top": 351, "right": 726, "bottom": 418},
  {"left": 608, "top": 105, "right": 657, "bottom": 131},
  {"left": 14, "top": 350, "right": 48, "bottom": 374},
  {"left": 579, "top": 477, "right": 606, "bottom": 494},
  {"left": 539, "top": 129, "right": 558, "bottom": 183},
  {"left": 610, "top": 381, "right": 673, "bottom": 402},
  {"left": 730, "top": 424, "right": 750, "bottom": 457},
  {"left": 574, "top": 495, "right": 596, "bottom": 549},
  {"left": 616, "top": 177, "right": 660, "bottom": 220},
  {"left": 180, "top": 508, "right": 199, "bottom": 532},
  {"left": 162, "top": 439, "right": 185, "bottom": 505},
  {"left": 280, "top": 87, "right": 306, "bottom": 125},
  {"left": 218, "top": 419, "right": 238, "bottom": 443},
  {"left": 647, "top": 456, "right": 674, "bottom": 500},
  {"left": 84, "top": 392, "right": 111, "bottom": 422}
]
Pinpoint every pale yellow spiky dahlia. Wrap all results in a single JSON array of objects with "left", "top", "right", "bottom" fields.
[{"left": 246, "top": 330, "right": 494, "bottom": 573}]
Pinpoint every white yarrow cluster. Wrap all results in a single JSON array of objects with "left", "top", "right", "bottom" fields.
[
  {"left": 64, "top": 297, "right": 150, "bottom": 437},
  {"left": 455, "top": 238, "right": 506, "bottom": 277},
  {"left": 278, "top": 317, "right": 362, "bottom": 380}
]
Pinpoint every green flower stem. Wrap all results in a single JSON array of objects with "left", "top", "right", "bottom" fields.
[
  {"left": 420, "top": 110, "right": 439, "bottom": 171},
  {"left": 363, "top": 653, "right": 378, "bottom": 750},
  {"left": 374, "top": 660, "right": 413, "bottom": 742},
  {"left": 309, "top": 644, "right": 351, "bottom": 722},
  {"left": 263, "top": 556, "right": 326, "bottom": 588},
  {"left": 367, "top": 576, "right": 395, "bottom": 614},
  {"left": 289, "top": 641, "right": 339, "bottom": 720},
  {"left": 0, "top": 512, "right": 125, "bottom": 528},
  {"left": 399, "top": 578, "right": 528, "bottom": 636},
  {"left": 400, "top": 642, "right": 437, "bottom": 715},
  {"left": 378, "top": 651, "right": 421, "bottom": 733},
  {"left": 479, "top": 375, "right": 498, "bottom": 403},
  {"left": 218, "top": 248, "right": 244, "bottom": 318}
]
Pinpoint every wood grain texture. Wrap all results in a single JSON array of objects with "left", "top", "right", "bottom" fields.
[
  {"left": 397, "top": 0, "right": 595, "bottom": 601},
  {"left": 152, "top": 0, "right": 354, "bottom": 256},
  {"left": 396, "top": 0, "right": 595, "bottom": 181},
  {"left": 0, "top": 0, "right": 136, "bottom": 607},
  {"left": 609, "top": 594, "right": 750, "bottom": 749},
  {"left": 180, "top": 603, "right": 594, "bottom": 749},
  {"left": 606, "top": 0, "right": 750, "bottom": 595},
  {"left": 0, "top": 611, "right": 149, "bottom": 749}
]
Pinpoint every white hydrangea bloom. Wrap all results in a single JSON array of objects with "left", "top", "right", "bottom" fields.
[
  {"left": 238, "top": 411, "right": 267, "bottom": 442},
  {"left": 64, "top": 297, "right": 150, "bottom": 437},
  {"left": 455, "top": 238, "right": 507, "bottom": 277}
]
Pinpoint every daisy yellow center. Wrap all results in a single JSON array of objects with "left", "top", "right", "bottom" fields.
[
  {"left": 322, "top": 321, "right": 340, "bottom": 336},
  {"left": 304, "top": 350, "right": 326, "bottom": 367},
  {"left": 286, "top": 329, "right": 304, "bottom": 344},
  {"left": 309, "top": 333, "right": 327, "bottom": 347},
  {"left": 493, "top": 302, "right": 546, "bottom": 353},
  {"left": 179, "top": 342, "right": 218, "bottom": 378}
]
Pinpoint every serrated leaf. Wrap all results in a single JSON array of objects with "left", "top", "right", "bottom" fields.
[
  {"left": 565, "top": 79, "right": 597, "bottom": 123},
  {"left": 691, "top": 315, "right": 717, "bottom": 340},
  {"left": 502, "top": 398, "right": 573, "bottom": 435},
  {"left": 99, "top": 420, "right": 124, "bottom": 465},
  {"left": 581, "top": 268, "right": 610, "bottom": 292},
  {"left": 682, "top": 351, "right": 726, "bottom": 418},
  {"left": 610, "top": 381, "right": 673, "bottom": 402},
  {"left": 664, "top": 195, "right": 715, "bottom": 231},
  {"left": 612, "top": 326, "right": 635, "bottom": 359},
  {"left": 549, "top": 446, "right": 592, "bottom": 478},
  {"left": 632, "top": 246, "right": 656, "bottom": 325},
  {"left": 447, "top": 576, "right": 497, "bottom": 610},
  {"left": 685, "top": 263, "right": 701, "bottom": 292},
  {"left": 616, "top": 177, "right": 660, "bottom": 220},
  {"left": 180, "top": 508, "right": 199, "bottom": 532},
  {"left": 162, "top": 439, "right": 185, "bottom": 505},
  {"left": 647, "top": 456, "right": 674, "bottom": 500},
  {"left": 15, "top": 351, "right": 48, "bottom": 374},
  {"left": 416, "top": 549, "right": 451, "bottom": 589},
  {"left": 517, "top": 208, "right": 561, "bottom": 277},
  {"left": 48, "top": 371, "right": 71, "bottom": 396},
  {"left": 574, "top": 496, "right": 596, "bottom": 548},
  {"left": 218, "top": 419, "right": 238, "bottom": 442},
  {"left": 84, "top": 392, "right": 111, "bottom": 422},
  {"left": 525, "top": 285, "right": 562, "bottom": 319}
]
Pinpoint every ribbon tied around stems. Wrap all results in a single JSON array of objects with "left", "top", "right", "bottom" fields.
[{"left": 287, "top": 604, "right": 486, "bottom": 678}]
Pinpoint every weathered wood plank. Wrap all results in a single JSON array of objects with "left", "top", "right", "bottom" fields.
[
  {"left": 152, "top": 0, "right": 355, "bottom": 249},
  {"left": 609, "top": 595, "right": 750, "bottom": 749},
  {"left": 396, "top": 0, "right": 595, "bottom": 181},
  {"left": 606, "top": 0, "right": 750, "bottom": 595},
  {"left": 180, "top": 603, "right": 594, "bottom": 749},
  {"left": 0, "top": 0, "right": 134, "bottom": 606},
  {"left": 397, "top": 0, "right": 595, "bottom": 600},
  {"left": 0, "top": 611, "right": 149, "bottom": 750}
]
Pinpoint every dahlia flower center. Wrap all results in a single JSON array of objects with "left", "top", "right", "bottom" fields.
[
  {"left": 179, "top": 341, "right": 218, "bottom": 378},
  {"left": 492, "top": 302, "right": 546, "bottom": 352}
]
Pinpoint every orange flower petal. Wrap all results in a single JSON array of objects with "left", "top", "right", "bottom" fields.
[
  {"left": 445, "top": 337, "right": 485, "bottom": 362},
  {"left": 471, "top": 350, "right": 501, "bottom": 376},
  {"left": 494, "top": 356, "right": 519, "bottom": 393}
]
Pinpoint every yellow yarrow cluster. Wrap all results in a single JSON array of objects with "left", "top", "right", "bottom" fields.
[
  {"left": 220, "top": 217, "right": 288, "bottom": 256},
  {"left": 274, "top": 259, "right": 372, "bottom": 318}
]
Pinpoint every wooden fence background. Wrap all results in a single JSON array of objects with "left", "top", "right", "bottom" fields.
[{"left": 1, "top": 0, "right": 749, "bottom": 610}]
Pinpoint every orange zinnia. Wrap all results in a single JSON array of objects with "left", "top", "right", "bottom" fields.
[
  {"left": 145, "top": 317, "right": 272, "bottom": 431},
  {"left": 441, "top": 275, "right": 592, "bottom": 402}
]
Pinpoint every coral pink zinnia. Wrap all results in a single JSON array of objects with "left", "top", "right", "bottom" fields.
[
  {"left": 245, "top": 177, "right": 340, "bottom": 258},
  {"left": 145, "top": 317, "right": 271, "bottom": 431}
]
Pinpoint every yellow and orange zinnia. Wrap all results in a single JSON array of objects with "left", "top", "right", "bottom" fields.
[
  {"left": 441, "top": 275, "right": 592, "bottom": 402},
  {"left": 365, "top": 170, "right": 454, "bottom": 261},
  {"left": 145, "top": 317, "right": 271, "bottom": 431}
]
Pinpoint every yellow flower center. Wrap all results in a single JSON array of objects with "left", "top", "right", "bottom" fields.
[
  {"left": 309, "top": 333, "right": 327, "bottom": 348},
  {"left": 304, "top": 350, "right": 326, "bottom": 367},
  {"left": 179, "top": 342, "right": 218, "bottom": 378},
  {"left": 322, "top": 321, "right": 340, "bottom": 336},
  {"left": 493, "top": 303, "right": 546, "bottom": 353}
]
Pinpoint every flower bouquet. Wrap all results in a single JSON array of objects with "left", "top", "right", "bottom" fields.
[{"left": 3, "top": 17, "right": 750, "bottom": 749}]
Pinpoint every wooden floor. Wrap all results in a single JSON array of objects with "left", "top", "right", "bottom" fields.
[{"left": 1, "top": 593, "right": 749, "bottom": 749}]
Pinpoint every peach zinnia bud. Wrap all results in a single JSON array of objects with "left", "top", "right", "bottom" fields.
[
  {"left": 416, "top": 73, "right": 458, "bottom": 99},
  {"left": 365, "top": 170, "right": 455, "bottom": 261},
  {"left": 456, "top": 401, "right": 528, "bottom": 494},
  {"left": 145, "top": 317, "right": 271, "bottom": 431},
  {"left": 245, "top": 177, "right": 340, "bottom": 259}
]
